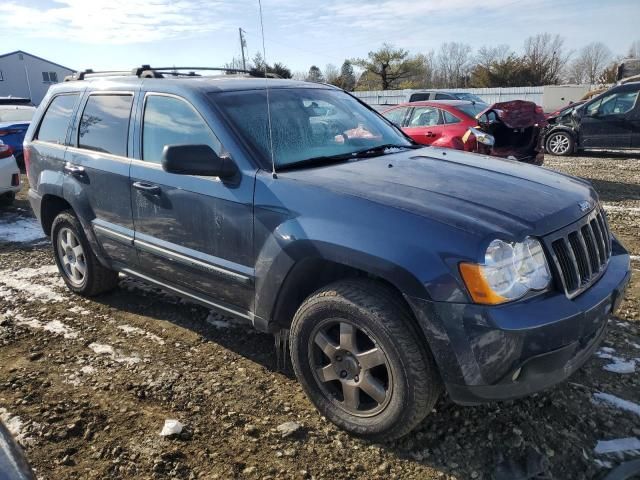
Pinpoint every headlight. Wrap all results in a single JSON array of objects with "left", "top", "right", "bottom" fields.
[
  {"left": 468, "top": 127, "right": 495, "bottom": 146},
  {"left": 459, "top": 237, "right": 551, "bottom": 305}
]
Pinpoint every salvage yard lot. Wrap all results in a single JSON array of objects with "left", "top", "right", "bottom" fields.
[{"left": 0, "top": 153, "right": 639, "bottom": 480}]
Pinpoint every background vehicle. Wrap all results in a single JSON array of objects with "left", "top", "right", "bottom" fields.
[
  {"left": 408, "top": 90, "right": 486, "bottom": 103},
  {"left": 0, "top": 140, "right": 20, "bottom": 205},
  {"left": 545, "top": 82, "right": 640, "bottom": 155},
  {"left": 24, "top": 67, "right": 630, "bottom": 442},
  {"left": 0, "top": 99, "right": 36, "bottom": 171},
  {"left": 382, "top": 100, "right": 484, "bottom": 149}
]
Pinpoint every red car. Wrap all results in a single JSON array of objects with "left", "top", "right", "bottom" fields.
[
  {"left": 382, "top": 100, "right": 547, "bottom": 165},
  {"left": 382, "top": 100, "right": 484, "bottom": 150}
]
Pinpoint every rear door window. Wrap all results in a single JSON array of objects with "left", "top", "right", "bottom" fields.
[
  {"left": 78, "top": 94, "right": 133, "bottom": 156},
  {"left": 382, "top": 106, "right": 409, "bottom": 126},
  {"left": 142, "top": 94, "right": 222, "bottom": 163},
  {"left": 434, "top": 93, "right": 453, "bottom": 100},
  {"left": 36, "top": 94, "right": 78, "bottom": 144}
]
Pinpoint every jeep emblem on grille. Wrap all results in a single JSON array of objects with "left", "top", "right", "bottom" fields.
[{"left": 578, "top": 201, "right": 591, "bottom": 212}]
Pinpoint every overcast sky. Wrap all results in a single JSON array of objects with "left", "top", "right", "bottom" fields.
[{"left": 2, "top": 0, "right": 639, "bottom": 73}]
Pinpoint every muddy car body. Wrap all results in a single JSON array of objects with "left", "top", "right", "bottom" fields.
[{"left": 23, "top": 69, "right": 631, "bottom": 441}]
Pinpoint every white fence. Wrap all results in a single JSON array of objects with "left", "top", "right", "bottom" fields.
[{"left": 352, "top": 85, "right": 596, "bottom": 112}]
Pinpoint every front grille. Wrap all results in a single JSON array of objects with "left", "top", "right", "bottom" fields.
[{"left": 548, "top": 208, "right": 611, "bottom": 297}]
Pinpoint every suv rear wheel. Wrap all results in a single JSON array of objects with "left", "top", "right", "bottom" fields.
[
  {"left": 51, "top": 211, "right": 118, "bottom": 296},
  {"left": 545, "top": 131, "right": 574, "bottom": 156},
  {"left": 289, "top": 279, "right": 441, "bottom": 441}
]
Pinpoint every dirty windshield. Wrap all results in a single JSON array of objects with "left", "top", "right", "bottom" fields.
[{"left": 212, "top": 87, "right": 412, "bottom": 169}]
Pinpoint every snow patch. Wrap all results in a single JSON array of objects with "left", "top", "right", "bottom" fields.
[
  {"left": 159, "top": 419, "right": 183, "bottom": 436},
  {"left": 596, "top": 348, "right": 636, "bottom": 374},
  {"left": 205, "top": 311, "right": 251, "bottom": 330},
  {"left": 0, "top": 265, "right": 65, "bottom": 303},
  {"left": 602, "top": 204, "right": 640, "bottom": 215},
  {"left": 0, "top": 407, "right": 33, "bottom": 446},
  {"left": 88, "top": 342, "right": 141, "bottom": 365},
  {"left": 117, "top": 324, "right": 165, "bottom": 345},
  {"left": 595, "top": 437, "right": 640, "bottom": 455},
  {"left": 11, "top": 312, "right": 79, "bottom": 339},
  {"left": 593, "top": 392, "right": 640, "bottom": 417},
  {"left": 0, "top": 217, "right": 46, "bottom": 243}
]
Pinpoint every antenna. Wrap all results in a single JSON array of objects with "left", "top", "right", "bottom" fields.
[{"left": 258, "top": 0, "right": 277, "bottom": 179}]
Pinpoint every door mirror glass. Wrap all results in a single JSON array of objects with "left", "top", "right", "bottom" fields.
[
  {"left": 468, "top": 127, "right": 495, "bottom": 146},
  {"left": 162, "top": 144, "right": 236, "bottom": 178}
]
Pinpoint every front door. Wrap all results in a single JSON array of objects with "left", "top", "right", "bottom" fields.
[
  {"left": 580, "top": 89, "right": 639, "bottom": 149},
  {"left": 130, "top": 93, "right": 255, "bottom": 316},
  {"left": 404, "top": 106, "right": 445, "bottom": 145}
]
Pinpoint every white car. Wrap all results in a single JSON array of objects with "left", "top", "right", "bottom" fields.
[{"left": 0, "top": 141, "right": 20, "bottom": 205}]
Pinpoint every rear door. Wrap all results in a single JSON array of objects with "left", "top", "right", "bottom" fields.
[
  {"left": 403, "top": 106, "right": 445, "bottom": 145},
  {"left": 129, "top": 92, "right": 255, "bottom": 316},
  {"left": 30, "top": 93, "right": 81, "bottom": 188},
  {"left": 65, "top": 91, "right": 138, "bottom": 266},
  {"left": 580, "top": 89, "right": 638, "bottom": 148},
  {"left": 381, "top": 106, "right": 410, "bottom": 127}
]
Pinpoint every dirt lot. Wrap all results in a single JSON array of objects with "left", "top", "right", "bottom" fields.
[{"left": 0, "top": 153, "right": 639, "bottom": 480}]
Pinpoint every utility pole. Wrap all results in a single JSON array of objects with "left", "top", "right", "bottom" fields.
[{"left": 238, "top": 28, "right": 247, "bottom": 70}]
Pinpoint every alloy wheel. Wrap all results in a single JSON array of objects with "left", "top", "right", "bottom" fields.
[
  {"left": 548, "top": 133, "right": 571, "bottom": 155},
  {"left": 57, "top": 227, "right": 87, "bottom": 287},
  {"left": 309, "top": 319, "right": 392, "bottom": 417}
]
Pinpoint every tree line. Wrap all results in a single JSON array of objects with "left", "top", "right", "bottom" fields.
[{"left": 227, "top": 35, "right": 640, "bottom": 91}]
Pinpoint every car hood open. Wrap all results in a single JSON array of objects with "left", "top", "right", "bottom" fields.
[
  {"left": 283, "top": 147, "right": 598, "bottom": 238},
  {"left": 477, "top": 100, "right": 547, "bottom": 128}
]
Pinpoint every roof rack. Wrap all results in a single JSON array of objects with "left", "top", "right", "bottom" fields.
[{"left": 64, "top": 65, "right": 281, "bottom": 82}]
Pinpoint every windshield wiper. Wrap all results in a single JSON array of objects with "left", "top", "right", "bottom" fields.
[{"left": 277, "top": 144, "right": 420, "bottom": 171}]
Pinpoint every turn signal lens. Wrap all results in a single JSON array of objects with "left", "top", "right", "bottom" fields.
[{"left": 459, "top": 263, "right": 508, "bottom": 305}]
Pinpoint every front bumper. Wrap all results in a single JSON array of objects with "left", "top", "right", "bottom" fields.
[{"left": 406, "top": 241, "right": 631, "bottom": 405}]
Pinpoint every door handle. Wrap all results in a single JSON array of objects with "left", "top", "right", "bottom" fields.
[
  {"left": 425, "top": 131, "right": 436, "bottom": 137},
  {"left": 64, "top": 162, "right": 85, "bottom": 177},
  {"left": 132, "top": 181, "right": 161, "bottom": 195}
]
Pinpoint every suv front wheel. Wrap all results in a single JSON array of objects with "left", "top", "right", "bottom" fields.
[
  {"left": 51, "top": 211, "right": 119, "bottom": 296},
  {"left": 545, "top": 131, "right": 574, "bottom": 156},
  {"left": 289, "top": 279, "right": 442, "bottom": 441}
]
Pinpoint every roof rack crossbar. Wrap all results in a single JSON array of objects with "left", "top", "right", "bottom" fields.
[{"left": 65, "top": 65, "right": 281, "bottom": 82}]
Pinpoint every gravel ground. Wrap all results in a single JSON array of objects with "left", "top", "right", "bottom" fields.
[{"left": 0, "top": 153, "right": 639, "bottom": 480}]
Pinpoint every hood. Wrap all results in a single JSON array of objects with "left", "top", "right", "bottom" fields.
[
  {"left": 282, "top": 147, "right": 598, "bottom": 239},
  {"left": 478, "top": 100, "right": 547, "bottom": 129}
]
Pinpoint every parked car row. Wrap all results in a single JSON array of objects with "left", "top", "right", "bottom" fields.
[
  {"left": 382, "top": 99, "right": 546, "bottom": 164},
  {"left": 20, "top": 67, "right": 630, "bottom": 443}
]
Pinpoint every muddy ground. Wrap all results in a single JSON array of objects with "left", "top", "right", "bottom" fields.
[{"left": 0, "top": 153, "right": 639, "bottom": 480}]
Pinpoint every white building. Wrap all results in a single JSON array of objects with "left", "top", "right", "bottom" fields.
[{"left": 0, "top": 50, "right": 75, "bottom": 105}]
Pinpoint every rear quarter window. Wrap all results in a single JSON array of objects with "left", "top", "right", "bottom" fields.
[
  {"left": 78, "top": 94, "right": 133, "bottom": 156},
  {"left": 36, "top": 94, "right": 79, "bottom": 144}
]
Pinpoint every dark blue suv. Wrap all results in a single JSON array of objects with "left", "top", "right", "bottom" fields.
[{"left": 23, "top": 67, "right": 631, "bottom": 441}]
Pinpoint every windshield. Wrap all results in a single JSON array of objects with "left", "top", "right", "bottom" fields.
[
  {"left": 454, "top": 93, "right": 484, "bottom": 103},
  {"left": 457, "top": 103, "right": 486, "bottom": 118},
  {"left": 0, "top": 107, "right": 35, "bottom": 123},
  {"left": 212, "top": 88, "right": 411, "bottom": 169}
]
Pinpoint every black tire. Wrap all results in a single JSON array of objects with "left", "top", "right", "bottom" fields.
[
  {"left": 51, "top": 210, "right": 118, "bottom": 296},
  {"left": 0, "top": 192, "right": 15, "bottom": 206},
  {"left": 289, "top": 279, "right": 442, "bottom": 441},
  {"left": 545, "top": 131, "right": 574, "bottom": 156}
]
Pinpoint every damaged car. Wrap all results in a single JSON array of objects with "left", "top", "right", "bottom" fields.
[
  {"left": 383, "top": 99, "right": 547, "bottom": 165},
  {"left": 544, "top": 81, "right": 640, "bottom": 156},
  {"left": 464, "top": 100, "right": 547, "bottom": 165}
]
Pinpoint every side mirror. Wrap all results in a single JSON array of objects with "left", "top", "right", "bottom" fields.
[
  {"left": 162, "top": 145, "right": 236, "bottom": 178},
  {"left": 468, "top": 127, "right": 495, "bottom": 147}
]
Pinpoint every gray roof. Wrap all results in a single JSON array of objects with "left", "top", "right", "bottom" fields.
[{"left": 0, "top": 50, "right": 75, "bottom": 72}]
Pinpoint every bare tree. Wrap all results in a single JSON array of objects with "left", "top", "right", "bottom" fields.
[
  {"left": 434, "top": 42, "right": 472, "bottom": 88},
  {"left": 628, "top": 40, "right": 640, "bottom": 58},
  {"left": 324, "top": 64, "right": 340, "bottom": 85},
  {"left": 522, "top": 33, "right": 570, "bottom": 84},
  {"left": 568, "top": 42, "right": 612, "bottom": 84},
  {"left": 475, "top": 44, "right": 511, "bottom": 69}
]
